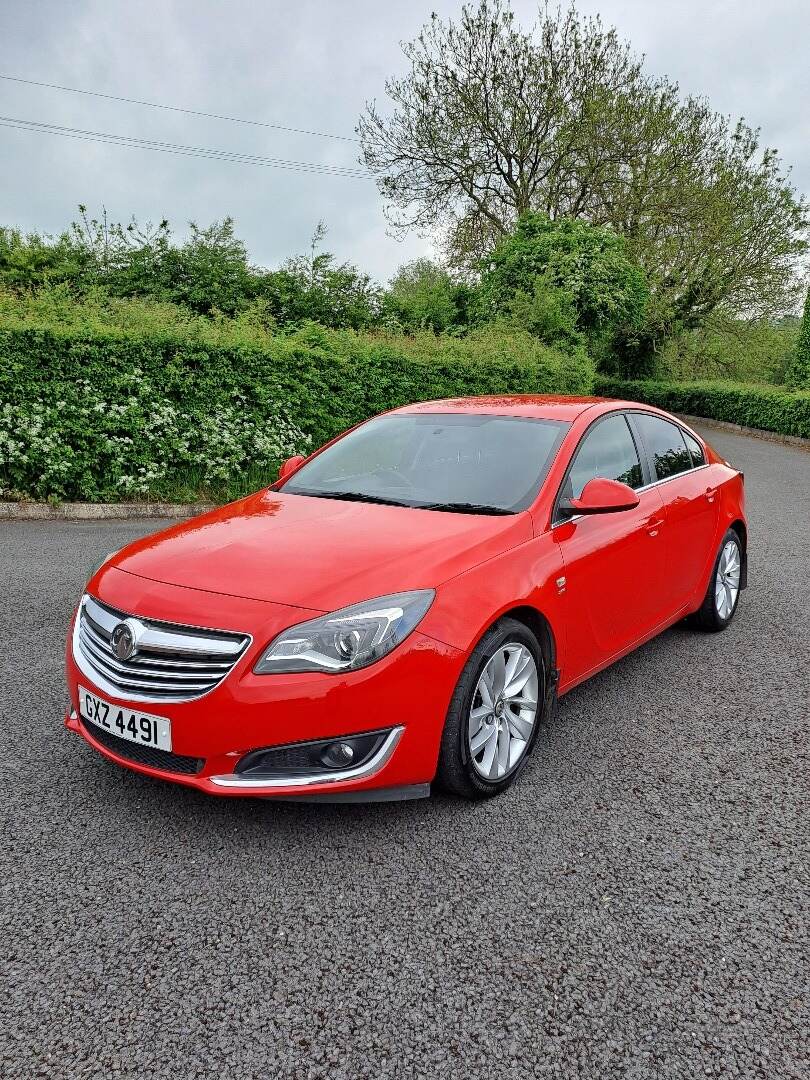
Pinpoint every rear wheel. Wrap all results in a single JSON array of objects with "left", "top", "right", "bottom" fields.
[
  {"left": 691, "top": 529, "right": 743, "bottom": 632},
  {"left": 436, "top": 618, "right": 546, "bottom": 799}
]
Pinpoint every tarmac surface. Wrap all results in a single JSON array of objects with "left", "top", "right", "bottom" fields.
[{"left": 1, "top": 424, "right": 807, "bottom": 1079}]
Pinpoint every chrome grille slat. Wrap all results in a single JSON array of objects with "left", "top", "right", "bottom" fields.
[
  {"left": 74, "top": 594, "right": 251, "bottom": 702},
  {"left": 83, "top": 598, "right": 119, "bottom": 635},
  {"left": 80, "top": 619, "right": 232, "bottom": 671},
  {"left": 78, "top": 630, "right": 215, "bottom": 690},
  {"left": 83, "top": 595, "right": 246, "bottom": 657}
]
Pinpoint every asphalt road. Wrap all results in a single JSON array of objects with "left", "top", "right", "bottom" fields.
[{"left": 1, "top": 425, "right": 807, "bottom": 1080}]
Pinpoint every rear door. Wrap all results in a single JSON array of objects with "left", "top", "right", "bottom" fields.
[
  {"left": 629, "top": 413, "right": 720, "bottom": 610},
  {"left": 551, "top": 412, "right": 670, "bottom": 685}
]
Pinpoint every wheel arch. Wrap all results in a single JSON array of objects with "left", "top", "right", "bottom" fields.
[
  {"left": 497, "top": 605, "right": 557, "bottom": 680},
  {"left": 433, "top": 602, "right": 559, "bottom": 797},
  {"left": 729, "top": 518, "right": 748, "bottom": 588}
]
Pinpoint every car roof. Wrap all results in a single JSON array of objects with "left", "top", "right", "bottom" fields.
[{"left": 393, "top": 395, "right": 615, "bottom": 422}]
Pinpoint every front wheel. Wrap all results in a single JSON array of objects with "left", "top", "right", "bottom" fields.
[
  {"left": 690, "top": 529, "right": 743, "bottom": 632},
  {"left": 436, "top": 618, "right": 545, "bottom": 800}
]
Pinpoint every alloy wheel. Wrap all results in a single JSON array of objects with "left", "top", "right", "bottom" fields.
[
  {"left": 468, "top": 643, "right": 539, "bottom": 781},
  {"left": 715, "top": 538, "right": 741, "bottom": 620}
]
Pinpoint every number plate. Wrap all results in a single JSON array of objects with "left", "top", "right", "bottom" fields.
[{"left": 79, "top": 686, "right": 172, "bottom": 751}]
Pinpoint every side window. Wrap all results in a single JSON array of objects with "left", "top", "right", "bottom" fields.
[
  {"left": 683, "top": 429, "right": 706, "bottom": 468},
  {"left": 566, "top": 414, "right": 643, "bottom": 500},
  {"left": 634, "top": 414, "right": 693, "bottom": 481}
]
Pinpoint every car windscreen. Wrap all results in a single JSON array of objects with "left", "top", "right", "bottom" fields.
[{"left": 281, "top": 413, "right": 570, "bottom": 514}]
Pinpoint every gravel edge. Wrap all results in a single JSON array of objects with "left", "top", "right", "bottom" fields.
[{"left": 0, "top": 500, "right": 217, "bottom": 520}]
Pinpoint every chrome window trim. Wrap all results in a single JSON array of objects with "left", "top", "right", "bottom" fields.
[
  {"left": 72, "top": 595, "right": 252, "bottom": 704},
  {"left": 635, "top": 461, "right": 711, "bottom": 494},
  {"left": 551, "top": 461, "right": 712, "bottom": 529},
  {"left": 628, "top": 411, "right": 707, "bottom": 484},
  {"left": 550, "top": 408, "right": 712, "bottom": 528},
  {"left": 209, "top": 726, "right": 405, "bottom": 788}
]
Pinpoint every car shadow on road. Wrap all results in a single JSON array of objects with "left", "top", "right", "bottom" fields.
[{"left": 63, "top": 608, "right": 747, "bottom": 854}]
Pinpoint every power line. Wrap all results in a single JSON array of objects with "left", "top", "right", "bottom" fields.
[
  {"left": 0, "top": 115, "right": 369, "bottom": 176},
  {"left": 0, "top": 114, "right": 372, "bottom": 179},
  {"left": 0, "top": 72, "right": 360, "bottom": 143}
]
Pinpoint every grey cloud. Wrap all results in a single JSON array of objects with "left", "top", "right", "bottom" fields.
[{"left": 0, "top": 0, "right": 807, "bottom": 282}]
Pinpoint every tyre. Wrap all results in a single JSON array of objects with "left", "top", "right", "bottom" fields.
[
  {"left": 436, "top": 617, "right": 546, "bottom": 800},
  {"left": 690, "top": 528, "right": 743, "bottom": 632}
]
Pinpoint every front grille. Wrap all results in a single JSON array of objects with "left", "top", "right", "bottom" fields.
[
  {"left": 81, "top": 719, "right": 204, "bottom": 775},
  {"left": 74, "top": 594, "right": 250, "bottom": 702}
]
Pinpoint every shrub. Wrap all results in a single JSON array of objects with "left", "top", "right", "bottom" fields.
[
  {"left": 382, "top": 258, "right": 470, "bottom": 333},
  {"left": 0, "top": 292, "right": 595, "bottom": 501},
  {"left": 0, "top": 393, "right": 309, "bottom": 503},
  {"left": 595, "top": 377, "right": 810, "bottom": 439}
]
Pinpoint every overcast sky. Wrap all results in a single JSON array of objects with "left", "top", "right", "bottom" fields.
[{"left": 1, "top": 0, "right": 808, "bottom": 282}]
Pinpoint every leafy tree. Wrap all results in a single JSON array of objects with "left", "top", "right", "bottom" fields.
[
  {"left": 786, "top": 288, "right": 810, "bottom": 389},
  {"left": 257, "top": 224, "right": 382, "bottom": 329},
  {"left": 0, "top": 227, "right": 91, "bottom": 289},
  {"left": 0, "top": 206, "right": 242, "bottom": 314},
  {"left": 659, "top": 316, "right": 800, "bottom": 384},
  {"left": 158, "top": 220, "right": 254, "bottom": 315},
  {"left": 359, "top": 1, "right": 808, "bottom": 349},
  {"left": 68, "top": 205, "right": 172, "bottom": 292},
  {"left": 59, "top": 209, "right": 255, "bottom": 315},
  {"left": 258, "top": 255, "right": 382, "bottom": 329},
  {"left": 383, "top": 258, "right": 470, "bottom": 332},
  {"left": 495, "top": 273, "right": 582, "bottom": 352},
  {"left": 477, "top": 213, "right": 648, "bottom": 368}
]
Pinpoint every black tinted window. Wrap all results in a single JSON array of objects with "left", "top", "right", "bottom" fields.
[
  {"left": 683, "top": 430, "right": 706, "bottom": 467},
  {"left": 634, "top": 414, "right": 693, "bottom": 480},
  {"left": 283, "top": 413, "right": 569, "bottom": 513},
  {"left": 566, "top": 414, "right": 643, "bottom": 500}
]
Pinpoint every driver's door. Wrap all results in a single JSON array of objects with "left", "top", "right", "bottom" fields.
[{"left": 551, "top": 412, "right": 670, "bottom": 688}]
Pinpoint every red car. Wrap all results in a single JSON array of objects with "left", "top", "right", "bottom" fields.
[{"left": 65, "top": 396, "right": 746, "bottom": 802}]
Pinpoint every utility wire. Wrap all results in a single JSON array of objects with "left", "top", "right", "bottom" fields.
[
  {"left": 0, "top": 73, "right": 360, "bottom": 143},
  {"left": 0, "top": 114, "right": 371, "bottom": 179}
]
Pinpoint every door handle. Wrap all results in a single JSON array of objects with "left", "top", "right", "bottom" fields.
[
  {"left": 646, "top": 517, "right": 664, "bottom": 538},
  {"left": 705, "top": 487, "right": 717, "bottom": 503}
]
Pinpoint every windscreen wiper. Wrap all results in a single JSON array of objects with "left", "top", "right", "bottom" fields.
[
  {"left": 292, "top": 489, "right": 410, "bottom": 507},
  {"left": 420, "top": 502, "right": 515, "bottom": 516}
]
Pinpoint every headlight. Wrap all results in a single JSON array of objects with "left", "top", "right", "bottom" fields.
[{"left": 254, "top": 590, "right": 435, "bottom": 674}]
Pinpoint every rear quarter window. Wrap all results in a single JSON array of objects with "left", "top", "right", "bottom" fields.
[{"left": 683, "top": 430, "right": 707, "bottom": 467}]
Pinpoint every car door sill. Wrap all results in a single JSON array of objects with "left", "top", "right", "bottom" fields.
[{"left": 558, "top": 604, "right": 691, "bottom": 696}]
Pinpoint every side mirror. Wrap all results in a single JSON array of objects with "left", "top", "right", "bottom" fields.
[
  {"left": 560, "top": 477, "right": 640, "bottom": 516},
  {"left": 277, "top": 455, "right": 307, "bottom": 481}
]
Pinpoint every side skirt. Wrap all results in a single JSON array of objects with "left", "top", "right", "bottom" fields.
[{"left": 557, "top": 605, "right": 690, "bottom": 696}]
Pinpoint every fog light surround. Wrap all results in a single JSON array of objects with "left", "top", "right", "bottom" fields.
[{"left": 234, "top": 729, "right": 393, "bottom": 781}]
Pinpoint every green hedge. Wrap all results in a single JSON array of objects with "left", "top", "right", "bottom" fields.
[
  {"left": 0, "top": 315, "right": 594, "bottom": 501},
  {"left": 595, "top": 377, "right": 810, "bottom": 439}
]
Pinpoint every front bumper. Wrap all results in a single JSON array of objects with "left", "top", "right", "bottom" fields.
[{"left": 65, "top": 573, "right": 463, "bottom": 800}]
